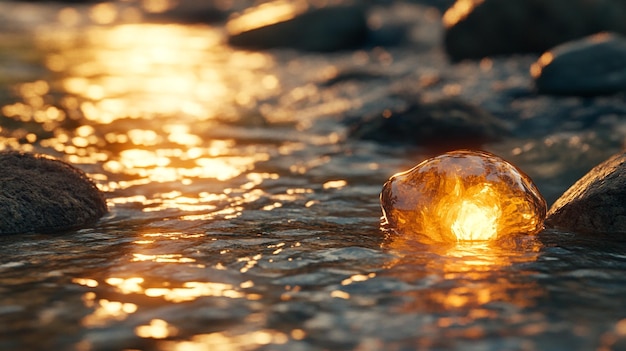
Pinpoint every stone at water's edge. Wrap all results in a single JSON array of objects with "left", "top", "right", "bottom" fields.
[
  {"left": 443, "top": 0, "right": 626, "bottom": 61},
  {"left": 227, "top": 4, "right": 368, "bottom": 52},
  {"left": 546, "top": 151, "right": 626, "bottom": 234},
  {"left": 531, "top": 32, "right": 626, "bottom": 96},
  {"left": 349, "top": 98, "right": 507, "bottom": 151},
  {"left": 381, "top": 150, "right": 546, "bottom": 243},
  {"left": 0, "top": 151, "right": 107, "bottom": 234}
]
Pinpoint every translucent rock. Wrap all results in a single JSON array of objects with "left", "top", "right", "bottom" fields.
[{"left": 380, "top": 150, "right": 546, "bottom": 243}]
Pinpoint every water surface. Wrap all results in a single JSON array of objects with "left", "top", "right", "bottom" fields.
[{"left": 1, "top": 2, "right": 625, "bottom": 350}]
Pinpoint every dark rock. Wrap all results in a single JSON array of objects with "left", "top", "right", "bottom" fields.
[
  {"left": 227, "top": 3, "right": 369, "bottom": 52},
  {"left": 143, "top": 0, "right": 250, "bottom": 23},
  {"left": 546, "top": 151, "right": 626, "bottom": 233},
  {"left": 348, "top": 98, "right": 508, "bottom": 151},
  {"left": 319, "top": 69, "right": 386, "bottom": 87},
  {"left": 443, "top": 0, "right": 626, "bottom": 61},
  {"left": 405, "top": 0, "right": 456, "bottom": 12},
  {"left": 0, "top": 151, "right": 107, "bottom": 234},
  {"left": 531, "top": 32, "right": 626, "bottom": 96}
]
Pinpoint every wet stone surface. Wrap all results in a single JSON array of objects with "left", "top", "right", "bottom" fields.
[
  {"left": 227, "top": 3, "right": 369, "bottom": 52},
  {"left": 547, "top": 151, "right": 626, "bottom": 234},
  {"left": 348, "top": 97, "right": 508, "bottom": 150},
  {"left": 532, "top": 32, "right": 626, "bottom": 96},
  {"left": 381, "top": 150, "right": 546, "bottom": 243},
  {"left": 0, "top": 1, "right": 625, "bottom": 351},
  {"left": 443, "top": 0, "right": 626, "bottom": 61},
  {"left": 0, "top": 151, "right": 107, "bottom": 234}
]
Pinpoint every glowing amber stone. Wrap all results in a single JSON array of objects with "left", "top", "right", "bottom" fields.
[{"left": 381, "top": 150, "right": 546, "bottom": 243}]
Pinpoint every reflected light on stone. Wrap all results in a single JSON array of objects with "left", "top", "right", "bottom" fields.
[
  {"left": 226, "top": 0, "right": 308, "bottom": 35},
  {"left": 381, "top": 150, "right": 546, "bottom": 243},
  {"left": 442, "top": 0, "right": 484, "bottom": 28},
  {"left": 530, "top": 52, "right": 554, "bottom": 79}
]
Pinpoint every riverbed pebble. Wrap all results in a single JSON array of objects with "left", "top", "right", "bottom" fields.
[
  {"left": 546, "top": 151, "right": 626, "bottom": 233},
  {"left": 227, "top": 3, "right": 368, "bottom": 52},
  {"left": 443, "top": 0, "right": 626, "bottom": 61},
  {"left": 531, "top": 32, "right": 626, "bottom": 96},
  {"left": 349, "top": 97, "right": 507, "bottom": 151},
  {"left": 0, "top": 151, "right": 107, "bottom": 234}
]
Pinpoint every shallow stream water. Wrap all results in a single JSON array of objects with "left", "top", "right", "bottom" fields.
[{"left": 1, "top": 1, "right": 625, "bottom": 350}]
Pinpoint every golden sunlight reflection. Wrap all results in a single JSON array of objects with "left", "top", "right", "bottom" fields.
[
  {"left": 35, "top": 23, "right": 279, "bottom": 123},
  {"left": 80, "top": 292, "right": 138, "bottom": 327},
  {"left": 226, "top": 0, "right": 308, "bottom": 35},
  {"left": 384, "top": 237, "right": 544, "bottom": 314},
  {"left": 38, "top": 24, "right": 229, "bottom": 122},
  {"left": 530, "top": 52, "right": 554, "bottom": 78},
  {"left": 89, "top": 3, "right": 118, "bottom": 25},
  {"left": 133, "top": 231, "right": 204, "bottom": 245},
  {"left": 72, "top": 278, "right": 99, "bottom": 288},
  {"left": 106, "top": 277, "right": 145, "bottom": 294},
  {"left": 322, "top": 179, "right": 348, "bottom": 190},
  {"left": 100, "top": 275, "right": 259, "bottom": 303},
  {"left": 163, "top": 330, "right": 290, "bottom": 351},
  {"left": 142, "top": 0, "right": 177, "bottom": 14},
  {"left": 0, "top": 20, "right": 286, "bottom": 211},
  {"left": 102, "top": 143, "right": 268, "bottom": 189},
  {"left": 442, "top": 0, "right": 484, "bottom": 28},
  {"left": 145, "top": 281, "right": 260, "bottom": 303},
  {"left": 75, "top": 276, "right": 259, "bottom": 326},
  {"left": 135, "top": 319, "right": 178, "bottom": 339},
  {"left": 132, "top": 253, "right": 197, "bottom": 264}
]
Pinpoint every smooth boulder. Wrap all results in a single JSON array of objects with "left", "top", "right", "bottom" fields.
[
  {"left": 443, "top": 0, "right": 626, "bottom": 61},
  {"left": 349, "top": 98, "right": 508, "bottom": 151},
  {"left": 0, "top": 151, "right": 107, "bottom": 234},
  {"left": 227, "top": 3, "right": 368, "bottom": 52},
  {"left": 531, "top": 32, "right": 626, "bottom": 96},
  {"left": 546, "top": 151, "right": 626, "bottom": 233}
]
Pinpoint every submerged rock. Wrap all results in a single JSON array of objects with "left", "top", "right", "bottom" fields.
[
  {"left": 227, "top": 3, "right": 368, "bottom": 52},
  {"left": 0, "top": 151, "right": 107, "bottom": 234},
  {"left": 531, "top": 32, "right": 626, "bottom": 96},
  {"left": 443, "top": 0, "right": 626, "bottom": 61},
  {"left": 142, "top": 0, "right": 253, "bottom": 23},
  {"left": 546, "top": 151, "right": 626, "bottom": 233},
  {"left": 349, "top": 98, "right": 507, "bottom": 151}
]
